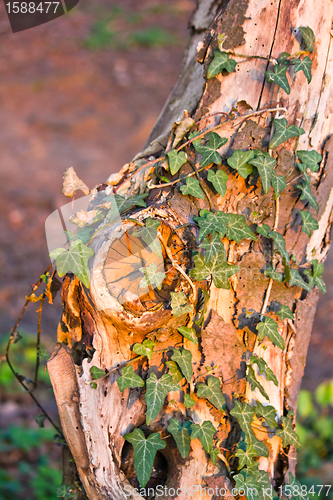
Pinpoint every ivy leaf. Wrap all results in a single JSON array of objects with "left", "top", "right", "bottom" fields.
[
  {"left": 227, "top": 150, "right": 255, "bottom": 178},
  {"left": 184, "top": 394, "right": 196, "bottom": 408},
  {"left": 272, "top": 170, "right": 287, "bottom": 199},
  {"left": 190, "top": 421, "right": 216, "bottom": 453},
  {"left": 304, "top": 259, "right": 326, "bottom": 293},
  {"left": 276, "top": 412, "right": 301, "bottom": 448},
  {"left": 296, "top": 150, "right": 322, "bottom": 172},
  {"left": 167, "top": 418, "right": 192, "bottom": 458},
  {"left": 269, "top": 118, "right": 305, "bottom": 149},
  {"left": 264, "top": 266, "right": 283, "bottom": 283},
  {"left": 132, "top": 339, "right": 156, "bottom": 360},
  {"left": 139, "top": 263, "right": 166, "bottom": 290},
  {"left": 299, "top": 210, "right": 319, "bottom": 236},
  {"left": 133, "top": 217, "right": 162, "bottom": 257},
  {"left": 236, "top": 444, "right": 258, "bottom": 468},
  {"left": 276, "top": 304, "right": 294, "bottom": 321},
  {"left": 269, "top": 230, "right": 290, "bottom": 263},
  {"left": 190, "top": 251, "right": 239, "bottom": 289},
  {"left": 265, "top": 64, "right": 290, "bottom": 94},
  {"left": 256, "top": 316, "right": 285, "bottom": 350},
  {"left": 167, "top": 150, "right": 187, "bottom": 175},
  {"left": 226, "top": 214, "right": 257, "bottom": 243},
  {"left": 207, "top": 169, "right": 229, "bottom": 196},
  {"left": 196, "top": 376, "right": 225, "bottom": 410},
  {"left": 230, "top": 401, "right": 255, "bottom": 440},
  {"left": 145, "top": 373, "right": 180, "bottom": 425},
  {"left": 166, "top": 361, "right": 183, "bottom": 384},
  {"left": 50, "top": 239, "right": 94, "bottom": 288},
  {"left": 116, "top": 365, "right": 145, "bottom": 392},
  {"left": 177, "top": 326, "right": 198, "bottom": 345},
  {"left": 255, "top": 402, "right": 277, "bottom": 429},
  {"left": 193, "top": 132, "right": 228, "bottom": 167},
  {"left": 233, "top": 473, "right": 260, "bottom": 500},
  {"left": 171, "top": 291, "right": 193, "bottom": 316},
  {"left": 171, "top": 348, "right": 193, "bottom": 383},
  {"left": 194, "top": 211, "right": 228, "bottom": 239},
  {"left": 247, "top": 366, "right": 269, "bottom": 400},
  {"left": 34, "top": 414, "right": 47, "bottom": 428},
  {"left": 286, "top": 268, "right": 312, "bottom": 293},
  {"left": 123, "top": 428, "right": 166, "bottom": 487},
  {"left": 90, "top": 366, "right": 106, "bottom": 380},
  {"left": 257, "top": 224, "right": 271, "bottom": 238},
  {"left": 294, "top": 56, "right": 312, "bottom": 83},
  {"left": 248, "top": 153, "right": 276, "bottom": 194},
  {"left": 249, "top": 355, "right": 278, "bottom": 386},
  {"left": 207, "top": 51, "right": 237, "bottom": 79},
  {"left": 299, "top": 26, "right": 315, "bottom": 53},
  {"left": 180, "top": 177, "right": 205, "bottom": 200},
  {"left": 200, "top": 232, "right": 226, "bottom": 262},
  {"left": 105, "top": 193, "right": 148, "bottom": 222},
  {"left": 297, "top": 181, "right": 319, "bottom": 212},
  {"left": 209, "top": 447, "right": 220, "bottom": 465}
]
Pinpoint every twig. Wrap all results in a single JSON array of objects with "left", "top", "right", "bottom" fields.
[
  {"left": 226, "top": 50, "right": 278, "bottom": 66},
  {"left": 33, "top": 295, "right": 46, "bottom": 390}
]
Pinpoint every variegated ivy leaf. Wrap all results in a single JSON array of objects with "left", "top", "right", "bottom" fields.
[
  {"left": 133, "top": 217, "right": 162, "bottom": 257},
  {"left": 207, "top": 51, "right": 237, "bottom": 79},
  {"left": 145, "top": 373, "right": 180, "bottom": 424},
  {"left": 286, "top": 268, "right": 312, "bottom": 293},
  {"left": 248, "top": 153, "right": 276, "bottom": 194},
  {"left": 190, "top": 420, "right": 216, "bottom": 453},
  {"left": 207, "top": 169, "right": 229, "bottom": 197},
  {"left": 226, "top": 214, "right": 257, "bottom": 243},
  {"left": 190, "top": 251, "right": 239, "bottom": 289},
  {"left": 299, "top": 210, "right": 319, "bottom": 236},
  {"left": 166, "top": 361, "right": 183, "bottom": 384},
  {"left": 123, "top": 429, "right": 166, "bottom": 487},
  {"left": 116, "top": 365, "right": 145, "bottom": 392},
  {"left": 180, "top": 177, "right": 205, "bottom": 200},
  {"left": 184, "top": 393, "right": 196, "bottom": 408},
  {"left": 265, "top": 64, "right": 290, "bottom": 94},
  {"left": 171, "top": 348, "right": 193, "bottom": 383},
  {"left": 132, "top": 339, "right": 156, "bottom": 360},
  {"left": 276, "top": 412, "right": 301, "bottom": 448},
  {"left": 194, "top": 211, "right": 228, "bottom": 239},
  {"left": 256, "top": 316, "right": 285, "bottom": 350},
  {"left": 139, "top": 263, "right": 166, "bottom": 290},
  {"left": 269, "top": 118, "right": 305, "bottom": 149},
  {"left": 269, "top": 230, "right": 290, "bottom": 262},
  {"left": 167, "top": 418, "right": 192, "bottom": 458},
  {"left": 264, "top": 266, "right": 284, "bottom": 283},
  {"left": 272, "top": 170, "right": 287, "bottom": 199},
  {"left": 196, "top": 376, "right": 225, "bottom": 410},
  {"left": 200, "top": 232, "right": 226, "bottom": 262},
  {"left": 257, "top": 224, "right": 271, "bottom": 238},
  {"left": 297, "top": 181, "right": 319, "bottom": 212},
  {"left": 276, "top": 304, "right": 294, "bottom": 321},
  {"left": 235, "top": 444, "right": 258, "bottom": 468},
  {"left": 50, "top": 239, "right": 94, "bottom": 288},
  {"left": 247, "top": 366, "right": 269, "bottom": 400},
  {"left": 167, "top": 149, "right": 187, "bottom": 175},
  {"left": 193, "top": 132, "right": 228, "bottom": 167},
  {"left": 294, "top": 56, "right": 312, "bottom": 83},
  {"left": 255, "top": 402, "right": 277, "bottom": 429},
  {"left": 227, "top": 150, "right": 255, "bottom": 179},
  {"left": 170, "top": 291, "right": 193, "bottom": 316},
  {"left": 177, "top": 326, "right": 198, "bottom": 345},
  {"left": 299, "top": 26, "right": 315, "bottom": 52},
  {"left": 296, "top": 150, "right": 322, "bottom": 172}
]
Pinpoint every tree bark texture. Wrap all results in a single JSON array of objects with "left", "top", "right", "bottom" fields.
[{"left": 48, "top": 0, "right": 333, "bottom": 499}]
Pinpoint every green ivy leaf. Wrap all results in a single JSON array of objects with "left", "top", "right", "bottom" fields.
[
  {"left": 117, "top": 365, "right": 145, "bottom": 392},
  {"left": 286, "top": 268, "right": 312, "bottom": 293},
  {"left": 139, "top": 263, "right": 166, "bottom": 290},
  {"left": 207, "top": 169, "right": 229, "bottom": 196},
  {"left": 230, "top": 401, "right": 255, "bottom": 440},
  {"left": 294, "top": 56, "right": 312, "bottom": 83},
  {"left": 105, "top": 193, "right": 149, "bottom": 222},
  {"left": 272, "top": 170, "right": 287, "bottom": 199},
  {"left": 50, "top": 239, "right": 94, "bottom": 288},
  {"left": 166, "top": 361, "right": 183, "bottom": 384},
  {"left": 299, "top": 210, "right": 319, "bottom": 236},
  {"left": 256, "top": 316, "right": 285, "bottom": 350},
  {"left": 266, "top": 64, "right": 290, "bottom": 94},
  {"left": 171, "top": 348, "right": 193, "bottom": 383},
  {"left": 257, "top": 224, "right": 271, "bottom": 238},
  {"left": 276, "top": 413, "right": 301, "bottom": 448},
  {"left": 34, "top": 414, "right": 47, "bottom": 428},
  {"left": 167, "top": 418, "right": 192, "bottom": 458},
  {"left": 132, "top": 339, "right": 156, "bottom": 360},
  {"left": 264, "top": 266, "right": 284, "bottom": 283},
  {"left": 90, "top": 366, "right": 106, "bottom": 380},
  {"left": 180, "top": 177, "right": 205, "bottom": 200},
  {"left": 171, "top": 291, "right": 193, "bottom": 316},
  {"left": 248, "top": 153, "right": 276, "bottom": 194},
  {"left": 145, "top": 373, "right": 180, "bottom": 425},
  {"left": 247, "top": 365, "right": 269, "bottom": 400},
  {"left": 207, "top": 51, "right": 237, "bottom": 79},
  {"left": 227, "top": 150, "right": 255, "bottom": 179},
  {"left": 276, "top": 304, "right": 294, "bottom": 321},
  {"left": 255, "top": 402, "right": 277, "bottom": 429},
  {"left": 184, "top": 393, "right": 196, "bottom": 408},
  {"left": 269, "top": 230, "right": 290, "bottom": 263},
  {"left": 190, "top": 251, "right": 239, "bottom": 289},
  {"left": 296, "top": 150, "right": 322, "bottom": 172},
  {"left": 196, "top": 376, "right": 225, "bottom": 410},
  {"left": 269, "top": 118, "right": 305, "bottom": 149},
  {"left": 235, "top": 444, "right": 258, "bottom": 468},
  {"left": 209, "top": 447, "right": 220, "bottom": 465},
  {"left": 194, "top": 211, "right": 228, "bottom": 239},
  {"left": 304, "top": 259, "right": 326, "bottom": 293},
  {"left": 167, "top": 149, "right": 187, "bottom": 175},
  {"left": 249, "top": 355, "right": 278, "bottom": 386},
  {"left": 193, "top": 132, "right": 228, "bottom": 167},
  {"left": 299, "top": 26, "right": 315, "bottom": 53},
  {"left": 177, "top": 326, "right": 198, "bottom": 345},
  {"left": 233, "top": 473, "right": 260, "bottom": 500},
  {"left": 190, "top": 421, "right": 216, "bottom": 453},
  {"left": 124, "top": 428, "right": 166, "bottom": 487},
  {"left": 226, "top": 214, "right": 257, "bottom": 243},
  {"left": 133, "top": 217, "right": 162, "bottom": 257},
  {"left": 297, "top": 181, "right": 319, "bottom": 212},
  {"left": 200, "top": 232, "right": 226, "bottom": 262}
]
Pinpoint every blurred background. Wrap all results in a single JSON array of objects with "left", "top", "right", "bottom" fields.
[{"left": 0, "top": 1, "right": 332, "bottom": 498}]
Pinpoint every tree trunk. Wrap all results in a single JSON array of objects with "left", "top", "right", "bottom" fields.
[{"left": 47, "top": 0, "right": 333, "bottom": 499}]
